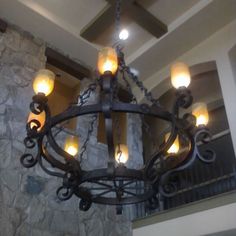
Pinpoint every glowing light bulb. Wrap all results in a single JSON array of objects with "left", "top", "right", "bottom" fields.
[
  {"left": 115, "top": 144, "right": 129, "bottom": 164},
  {"left": 64, "top": 136, "right": 79, "bottom": 157},
  {"left": 27, "top": 111, "right": 46, "bottom": 131},
  {"left": 119, "top": 29, "right": 129, "bottom": 40},
  {"left": 192, "top": 102, "right": 209, "bottom": 126},
  {"left": 171, "top": 62, "right": 191, "bottom": 89},
  {"left": 97, "top": 47, "right": 118, "bottom": 75},
  {"left": 33, "top": 69, "right": 55, "bottom": 96},
  {"left": 165, "top": 133, "right": 179, "bottom": 154}
]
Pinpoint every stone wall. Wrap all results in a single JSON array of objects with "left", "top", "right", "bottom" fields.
[{"left": 0, "top": 25, "right": 132, "bottom": 236}]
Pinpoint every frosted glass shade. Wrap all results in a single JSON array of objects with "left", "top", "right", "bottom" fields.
[
  {"left": 64, "top": 136, "right": 79, "bottom": 157},
  {"left": 97, "top": 47, "right": 118, "bottom": 75},
  {"left": 192, "top": 102, "right": 209, "bottom": 126},
  {"left": 115, "top": 144, "right": 129, "bottom": 164},
  {"left": 28, "top": 111, "right": 46, "bottom": 131},
  {"left": 171, "top": 62, "right": 191, "bottom": 89},
  {"left": 165, "top": 133, "right": 179, "bottom": 154},
  {"left": 33, "top": 69, "right": 55, "bottom": 96}
]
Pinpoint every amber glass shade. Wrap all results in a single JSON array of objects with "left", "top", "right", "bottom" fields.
[
  {"left": 97, "top": 47, "right": 118, "bottom": 75},
  {"left": 115, "top": 144, "right": 129, "bottom": 164},
  {"left": 64, "top": 136, "right": 79, "bottom": 157},
  {"left": 165, "top": 133, "right": 180, "bottom": 154},
  {"left": 27, "top": 111, "right": 46, "bottom": 131},
  {"left": 33, "top": 69, "right": 55, "bottom": 96},
  {"left": 192, "top": 102, "right": 209, "bottom": 126},
  {"left": 171, "top": 62, "right": 191, "bottom": 89}
]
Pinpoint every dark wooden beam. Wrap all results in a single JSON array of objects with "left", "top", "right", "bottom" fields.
[
  {"left": 130, "top": 2, "right": 167, "bottom": 38},
  {"left": 0, "top": 18, "right": 7, "bottom": 33},
  {"left": 80, "top": 0, "right": 167, "bottom": 42},
  {"left": 80, "top": 4, "right": 115, "bottom": 42},
  {"left": 45, "top": 47, "right": 91, "bottom": 80}
]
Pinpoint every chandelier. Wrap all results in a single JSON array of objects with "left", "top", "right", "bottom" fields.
[{"left": 20, "top": 1, "right": 215, "bottom": 212}]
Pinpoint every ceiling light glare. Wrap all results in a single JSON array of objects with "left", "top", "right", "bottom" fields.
[{"left": 119, "top": 29, "right": 129, "bottom": 40}]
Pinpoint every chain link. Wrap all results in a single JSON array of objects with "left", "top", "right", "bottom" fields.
[
  {"left": 121, "top": 70, "right": 137, "bottom": 104},
  {"left": 78, "top": 83, "right": 97, "bottom": 106},
  {"left": 114, "top": 0, "right": 122, "bottom": 43},
  {"left": 44, "top": 81, "right": 98, "bottom": 151},
  {"left": 116, "top": 47, "right": 161, "bottom": 107},
  {"left": 114, "top": 113, "right": 122, "bottom": 163},
  {"left": 125, "top": 67, "right": 161, "bottom": 107},
  {"left": 79, "top": 114, "right": 98, "bottom": 162}
]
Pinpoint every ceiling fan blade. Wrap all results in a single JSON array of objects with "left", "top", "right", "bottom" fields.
[
  {"left": 80, "top": 4, "right": 116, "bottom": 42},
  {"left": 130, "top": 2, "right": 168, "bottom": 38}
]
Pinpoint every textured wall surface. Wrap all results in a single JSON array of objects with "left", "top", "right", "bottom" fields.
[{"left": 0, "top": 26, "right": 133, "bottom": 236}]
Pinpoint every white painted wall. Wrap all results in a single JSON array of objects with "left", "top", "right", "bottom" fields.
[{"left": 133, "top": 202, "right": 236, "bottom": 236}]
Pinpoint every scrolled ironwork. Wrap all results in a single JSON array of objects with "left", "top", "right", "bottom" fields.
[
  {"left": 26, "top": 119, "right": 41, "bottom": 134},
  {"left": 174, "top": 88, "right": 193, "bottom": 110},
  {"left": 194, "top": 128, "right": 216, "bottom": 163},
  {"left": 24, "top": 136, "right": 36, "bottom": 149},
  {"left": 79, "top": 198, "right": 92, "bottom": 211},
  {"left": 56, "top": 186, "right": 74, "bottom": 201},
  {"left": 20, "top": 153, "right": 38, "bottom": 168}
]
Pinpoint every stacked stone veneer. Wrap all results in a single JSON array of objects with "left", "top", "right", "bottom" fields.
[{"left": 0, "top": 26, "right": 133, "bottom": 236}]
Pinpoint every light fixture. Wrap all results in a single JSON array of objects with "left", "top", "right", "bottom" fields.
[
  {"left": 20, "top": 0, "right": 216, "bottom": 212},
  {"left": 165, "top": 133, "right": 179, "bottom": 154},
  {"left": 171, "top": 62, "right": 191, "bottom": 89},
  {"left": 192, "top": 102, "right": 209, "bottom": 127},
  {"left": 97, "top": 47, "right": 118, "bottom": 75},
  {"left": 119, "top": 28, "right": 129, "bottom": 40},
  {"left": 33, "top": 69, "right": 55, "bottom": 96},
  {"left": 115, "top": 144, "right": 129, "bottom": 164},
  {"left": 64, "top": 135, "right": 79, "bottom": 157}
]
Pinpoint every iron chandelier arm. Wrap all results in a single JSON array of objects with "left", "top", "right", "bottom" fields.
[
  {"left": 158, "top": 131, "right": 196, "bottom": 197},
  {"left": 20, "top": 136, "right": 38, "bottom": 168},
  {"left": 46, "top": 130, "right": 82, "bottom": 174},
  {"left": 37, "top": 139, "right": 65, "bottom": 178},
  {"left": 194, "top": 128, "right": 216, "bottom": 163},
  {"left": 27, "top": 93, "right": 52, "bottom": 139},
  {"left": 158, "top": 126, "right": 216, "bottom": 197},
  {"left": 41, "top": 145, "right": 70, "bottom": 172}
]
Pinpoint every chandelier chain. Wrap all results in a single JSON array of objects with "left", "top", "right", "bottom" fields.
[
  {"left": 78, "top": 83, "right": 97, "bottom": 106},
  {"left": 116, "top": 47, "right": 161, "bottom": 107},
  {"left": 115, "top": 0, "right": 122, "bottom": 42},
  {"left": 79, "top": 114, "right": 98, "bottom": 162},
  {"left": 121, "top": 70, "right": 137, "bottom": 104},
  {"left": 114, "top": 113, "right": 122, "bottom": 162},
  {"left": 124, "top": 66, "right": 161, "bottom": 107}
]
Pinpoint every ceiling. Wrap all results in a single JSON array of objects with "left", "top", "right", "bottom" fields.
[{"left": 0, "top": 0, "right": 236, "bottom": 95}]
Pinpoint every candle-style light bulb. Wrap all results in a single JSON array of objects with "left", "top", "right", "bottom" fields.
[
  {"left": 192, "top": 102, "right": 209, "bottom": 127},
  {"left": 97, "top": 47, "right": 118, "bottom": 75},
  {"left": 64, "top": 136, "right": 79, "bottom": 157},
  {"left": 165, "top": 133, "right": 180, "bottom": 154},
  {"left": 115, "top": 144, "right": 129, "bottom": 164},
  {"left": 33, "top": 69, "right": 55, "bottom": 96},
  {"left": 171, "top": 62, "right": 191, "bottom": 89}
]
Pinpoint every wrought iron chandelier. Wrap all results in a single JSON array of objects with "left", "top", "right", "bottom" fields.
[{"left": 20, "top": 0, "right": 215, "bottom": 212}]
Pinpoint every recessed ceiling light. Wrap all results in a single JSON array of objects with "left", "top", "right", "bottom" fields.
[{"left": 119, "top": 29, "right": 129, "bottom": 40}]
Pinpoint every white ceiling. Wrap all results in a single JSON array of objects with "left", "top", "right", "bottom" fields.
[
  {"left": 0, "top": 0, "right": 236, "bottom": 91},
  {"left": 139, "top": 0, "right": 200, "bottom": 25}
]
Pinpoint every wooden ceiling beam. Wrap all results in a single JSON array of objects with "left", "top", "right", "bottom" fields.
[
  {"left": 130, "top": 1, "right": 167, "bottom": 38},
  {"left": 45, "top": 47, "right": 91, "bottom": 80},
  {"left": 80, "top": 4, "right": 116, "bottom": 42},
  {"left": 80, "top": 0, "right": 167, "bottom": 42}
]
